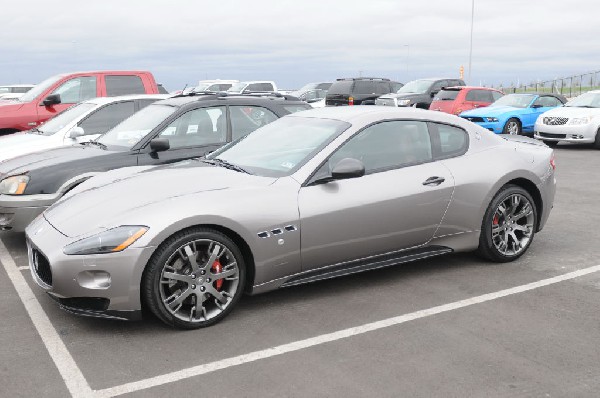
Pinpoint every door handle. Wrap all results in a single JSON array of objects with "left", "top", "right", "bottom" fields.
[{"left": 423, "top": 176, "right": 445, "bottom": 186}]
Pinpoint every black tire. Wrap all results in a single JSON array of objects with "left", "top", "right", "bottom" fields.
[
  {"left": 478, "top": 185, "right": 537, "bottom": 262},
  {"left": 142, "top": 227, "right": 246, "bottom": 329},
  {"left": 543, "top": 140, "right": 559, "bottom": 148},
  {"left": 502, "top": 118, "right": 522, "bottom": 135},
  {"left": 594, "top": 129, "right": 600, "bottom": 149}
]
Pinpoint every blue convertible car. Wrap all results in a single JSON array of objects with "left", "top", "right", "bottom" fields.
[{"left": 460, "top": 93, "right": 567, "bottom": 135}]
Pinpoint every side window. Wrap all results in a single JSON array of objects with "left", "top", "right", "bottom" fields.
[
  {"left": 247, "top": 83, "right": 273, "bottom": 92},
  {"left": 52, "top": 76, "right": 97, "bottom": 103},
  {"left": 158, "top": 106, "right": 226, "bottom": 149},
  {"left": 491, "top": 91, "right": 504, "bottom": 102},
  {"left": 430, "top": 81, "right": 447, "bottom": 93},
  {"left": 466, "top": 90, "right": 493, "bottom": 102},
  {"left": 433, "top": 123, "right": 468, "bottom": 158},
  {"left": 375, "top": 82, "right": 392, "bottom": 94},
  {"left": 105, "top": 75, "right": 146, "bottom": 96},
  {"left": 230, "top": 106, "right": 278, "bottom": 141},
  {"left": 78, "top": 101, "right": 135, "bottom": 136},
  {"left": 391, "top": 82, "right": 403, "bottom": 92},
  {"left": 325, "top": 120, "right": 432, "bottom": 175},
  {"left": 537, "top": 96, "right": 561, "bottom": 107}
]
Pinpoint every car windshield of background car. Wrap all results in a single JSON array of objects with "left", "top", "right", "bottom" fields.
[
  {"left": 491, "top": 94, "right": 535, "bottom": 108},
  {"left": 396, "top": 80, "right": 432, "bottom": 94},
  {"left": 565, "top": 92, "right": 600, "bottom": 108},
  {"left": 17, "top": 75, "right": 61, "bottom": 102},
  {"left": 208, "top": 117, "right": 350, "bottom": 177},
  {"left": 227, "top": 82, "right": 248, "bottom": 92},
  {"left": 36, "top": 103, "right": 96, "bottom": 136},
  {"left": 97, "top": 104, "right": 176, "bottom": 148}
]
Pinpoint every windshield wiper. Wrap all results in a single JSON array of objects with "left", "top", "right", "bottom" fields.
[
  {"left": 81, "top": 141, "right": 107, "bottom": 150},
  {"left": 202, "top": 158, "right": 251, "bottom": 174}
]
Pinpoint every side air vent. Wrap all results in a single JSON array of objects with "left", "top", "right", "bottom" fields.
[
  {"left": 284, "top": 225, "right": 297, "bottom": 232},
  {"left": 271, "top": 228, "right": 283, "bottom": 235},
  {"left": 257, "top": 232, "right": 270, "bottom": 238}
]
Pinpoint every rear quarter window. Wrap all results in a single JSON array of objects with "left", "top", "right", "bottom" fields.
[
  {"left": 431, "top": 123, "right": 468, "bottom": 158},
  {"left": 105, "top": 75, "right": 146, "bottom": 96}
]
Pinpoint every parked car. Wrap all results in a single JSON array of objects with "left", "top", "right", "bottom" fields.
[
  {"left": 533, "top": 90, "right": 600, "bottom": 148},
  {"left": 430, "top": 86, "right": 504, "bottom": 115},
  {"left": 195, "top": 80, "right": 239, "bottom": 93},
  {"left": 0, "top": 71, "right": 160, "bottom": 135},
  {"left": 460, "top": 93, "right": 567, "bottom": 135},
  {"left": 375, "top": 78, "right": 465, "bottom": 108},
  {"left": 326, "top": 77, "right": 402, "bottom": 106},
  {"left": 227, "top": 81, "right": 278, "bottom": 94},
  {"left": 0, "top": 94, "right": 167, "bottom": 162},
  {"left": 26, "top": 106, "right": 555, "bottom": 328},
  {"left": 0, "top": 84, "right": 35, "bottom": 100},
  {"left": 0, "top": 93, "right": 310, "bottom": 232},
  {"left": 292, "top": 82, "right": 332, "bottom": 107}
]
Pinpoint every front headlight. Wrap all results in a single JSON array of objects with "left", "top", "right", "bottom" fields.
[
  {"left": 397, "top": 99, "right": 411, "bottom": 106},
  {"left": 569, "top": 117, "right": 590, "bottom": 125},
  {"left": 485, "top": 117, "right": 499, "bottom": 122},
  {"left": 0, "top": 175, "right": 29, "bottom": 195},
  {"left": 63, "top": 225, "right": 149, "bottom": 255}
]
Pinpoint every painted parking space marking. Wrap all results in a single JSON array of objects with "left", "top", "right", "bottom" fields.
[
  {"left": 94, "top": 263, "right": 600, "bottom": 398},
  {"left": 18, "top": 265, "right": 28, "bottom": 271},
  {"left": 0, "top": 239, "right": 94, "bottom": 398}
]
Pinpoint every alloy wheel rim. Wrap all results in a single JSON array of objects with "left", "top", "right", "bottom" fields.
[
  {"left": 491, "top": 193, "right": 534, "bottom": 256},
  {"left": 159, "top": 239, "right": 239, "bottom": 323},
  {"left": 507, "top": 121, "right": 519, "bottom": 135}
]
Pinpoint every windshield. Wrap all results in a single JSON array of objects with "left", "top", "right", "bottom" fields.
[
  {"left": 207, "top": 116, "right": 350, "bottom": 177},
  {"left": 227, "top": 82, "right": 247, "bottom": 92},
  {"left": 565, "top": 92, "right": 600, "bottom": 108},
  {"left": 490, "top": 94, "right": 535, "bottom": 108},
  {"left": 18, "top": 75, "right": 62, "bottom": 102},
  {"left": 97, "top": 104, "right": 176, "bottom": 148},
  {"left": 397, "top": 80, "right": 433, "bottom": 94},
  {"left": 37, "top": 103, "right": 96, "bottom": 136},
  {"left": 433, "top": 89, "right": 460, "bottom": 101}
]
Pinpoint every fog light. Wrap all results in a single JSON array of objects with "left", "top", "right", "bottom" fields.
[{"left": 76, "top": 271, "right": 111, "bottom": 289}]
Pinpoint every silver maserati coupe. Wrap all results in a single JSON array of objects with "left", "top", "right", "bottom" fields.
[{"left": 26, "top": 106, "right": 556, "bottom": 329}]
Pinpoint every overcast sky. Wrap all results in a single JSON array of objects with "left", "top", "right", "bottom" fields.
[{"left": 1, "top": 0, "right": 598, "bottom": 90}]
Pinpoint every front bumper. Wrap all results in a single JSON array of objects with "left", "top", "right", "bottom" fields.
[
  {"left": 533, "top": 122, "right": 597, "bottom": 143},
  {"left": 0, "top": 193, "right": 59, "bottom": 232},
  {"left": 26, "top": 215, "right": 157, "bottom": 319},
  {"left": 461, "top": 119, "right": 503, "bottom": 134}
]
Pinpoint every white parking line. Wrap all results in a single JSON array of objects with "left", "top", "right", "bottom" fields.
[
  {"left": 95, "top": 263, "right": 600, "bottom": 398},
  {"left": 0, "top": 239, "right": 94, "bottom": 398},
  {"left": 18, "top": 265, "right": 29, "bottom": 271}
]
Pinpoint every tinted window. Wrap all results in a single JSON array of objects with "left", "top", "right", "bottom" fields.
[
  {"left": 353, "top": 81, "right": 378, "bottom": 95},
  {"left": 466, "top": 89, "right": 493, "bottom": 102},
  {"left": 52, "top": 76, "right": 97, "bottom": 103},
  {"left": 247, "top": 83, "right": 273, "bottom": 92},
  {"left": 105, "top": 75, "right": 146, "bottom": 96},
  {"left": 434, "top": 123, "right": 468, "bottom": 158},
  {"left": 78, "top": 101, "right": 135, "bottom": 136},
  {"left": 391, "top": 82, "right": 404, "bottom": 92},
  {"left": 491, "top": 91, "right": 504, "bottom": 101},
  {"left": 327, "top": 120, "right": 432, "bottom": 174},
  {"left": 434, "top": 90, "right": 460, "bottom": 101},
  {"left": 230, "top": 106, "right": 278, "bottom": 141},
  {"left": 37, "top": 103, "right": 96, "bottom": 136},
  {"left": 430, "top": 81, "right": 447, "bottom": 93},
  {"left": 158, "top": 106, "right": 226, "bottom": 148},
  {"left": 14, "top": 87, "right": 31, "bottom": 93},
  {"left": 328, "top": 81, "right": 354, "bottom": 95},
  {"left": 533, "top": 96, "right": 562, "bottom": 107}
]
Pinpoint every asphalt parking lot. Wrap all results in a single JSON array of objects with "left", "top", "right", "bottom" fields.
[{"left": 1, "top": 142, "right": 599, "bottom": 398}]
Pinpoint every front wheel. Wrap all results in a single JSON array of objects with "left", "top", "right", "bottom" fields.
[
  {"left": 502, "top": 118, "right": 522, "bottom": 135},
  {"left": 142, "top": 228, "right": 246, "bottom": 329},
  {"left": 594, "top": 129, "right": 600, "bottom": 149},
  {"left": 478, "top": 185, "right": 537, "bottom": 262}
]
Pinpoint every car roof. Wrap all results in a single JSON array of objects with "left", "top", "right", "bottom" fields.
[
  {"left": 504, "top": 92, "right": 567, "bottom": 102},
  {"left": 83, "top": 94, "right": 169, "bottom": 105},
  {"left": 154, "top": 93, "right": 305, "bottom": 107}
]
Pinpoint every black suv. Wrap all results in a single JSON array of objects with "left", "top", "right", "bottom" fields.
[
  {"left": 325, "top": 78, "right": 403, "bottom": 106},
  {"left": 375, "top": 78, "right": 466, "bottom": 108},
  {"left": 0, "top": 93, "right": 310, "bottom": 232}
]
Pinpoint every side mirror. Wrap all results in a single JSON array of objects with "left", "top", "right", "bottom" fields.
[
  {"left": 149, "top": 138, "right": 170, "bottom": 152},
  {"left": 331, "top": 158, "right": 365, "bottom": 180},
  {"left": 67, "top": 127, "right": 84, "bottom": 139},
  {"left": 42, "top": 94, "right": 61, "bottom": 107}
]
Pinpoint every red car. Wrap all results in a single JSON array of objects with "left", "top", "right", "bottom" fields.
[
  {"left": 429, "top": 86, "right": 504, "bottom": 115},
  {"left": 0, "top": 70, "right": 160, "bottom": 135}
]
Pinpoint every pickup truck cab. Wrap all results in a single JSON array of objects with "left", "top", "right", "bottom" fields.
[{"left": 0, "top": 71, "right": 159, "bottom": 135}]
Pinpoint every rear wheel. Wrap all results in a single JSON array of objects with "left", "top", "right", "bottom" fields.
[
  {"left": 502, "top": 118, "right": 522, "bottom": 135},
  {"left": 143, "top": 228, "right": 246, "bottom": 329},
  {"left": 478, "top": 185, "right": 537, "bottom": 262},
  {"left": 543, "top": 140, "right": 559, "bottom": 147},
  {"left": 594, "top": 129, "right": 600, "bottom": 149}
]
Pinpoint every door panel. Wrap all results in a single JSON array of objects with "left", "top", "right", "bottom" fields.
[{"left": 298, "top": 163, "right": 454, "bottom": 271}]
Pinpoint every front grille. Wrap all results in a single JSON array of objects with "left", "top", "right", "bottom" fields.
[
  {"left": 538, "top": 132, "right": 566, "bottom": 139},
  {"left": 32, "top": 249, "right": 52, "bottom": 286},
  {"left": 463, "top": 116, "right": 484, "bottom": 123},
  {"left": 375, "top": 98, "right": 396, "bottom": 107},
  {"left": 543, "top": 116, "right": 568, "bottom": 125}
]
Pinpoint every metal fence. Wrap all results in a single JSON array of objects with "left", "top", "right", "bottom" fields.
[{"left": 492, "top": 70, "right": 600, "bottom": 98}]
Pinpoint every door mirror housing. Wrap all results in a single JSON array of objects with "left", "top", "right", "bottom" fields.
[
  {"left": 42, "top": 94, "right": 61, "bottom": 107},
  {"left": 331, "top": 158, "right": 365, "bottom": 180},
  {"left": 149, "top": 138, "right": 170, "bottom": 152},
  {"left": 67, "top": 127, "right": 84, "bottom": 139}
]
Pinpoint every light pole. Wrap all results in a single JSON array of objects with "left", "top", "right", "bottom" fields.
[{"left": 468, "top": 0, "right": 474, "bottom": 82}]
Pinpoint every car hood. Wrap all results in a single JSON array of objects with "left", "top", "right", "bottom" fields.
[
  {"left": 0, "top": 133, "right": 55, "bottom": 162},
  {"left": 44, "top": 161, "right": 277, "bottom": 237},
  {"left": 0, "top": 101, "right": 24, "bottom": 111},
  {"left": 461, "top": 105, "right": 520, "bottom": 117},
  {"left": 540, "top": 106, "right": 600, "bottom": 118}
]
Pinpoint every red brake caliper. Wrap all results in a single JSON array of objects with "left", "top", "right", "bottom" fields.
[
  {"left": 493, "top": 214, "right": 500, "bottom": 226},
  {"left": 211, "top": 259, "right": 224, "bottom": 291}
]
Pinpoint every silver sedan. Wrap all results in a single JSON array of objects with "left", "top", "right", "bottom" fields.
[{"left": 26, "top": 106, "right": 556, "bottom": 328}]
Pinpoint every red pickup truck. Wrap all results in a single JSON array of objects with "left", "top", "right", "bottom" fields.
[{"left": 0, "top": 70, "right": 160, "bottom": 135}]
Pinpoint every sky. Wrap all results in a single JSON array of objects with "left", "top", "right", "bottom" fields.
[{"left": 1, "top": 0, "right": 598, "bottom": 91}]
